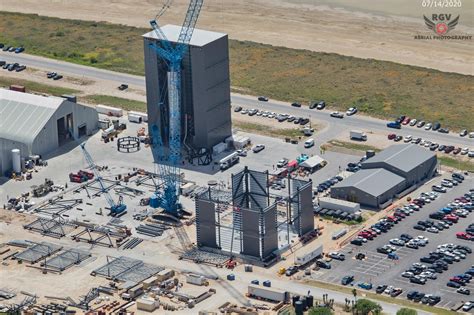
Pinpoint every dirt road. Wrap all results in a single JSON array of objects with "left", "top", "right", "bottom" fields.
[{"left": 0, "top": 0, "right": 472, "bottom": 75}]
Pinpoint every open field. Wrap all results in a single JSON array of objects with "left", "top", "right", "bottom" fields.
[
  {"left": 0, "top": 75, "right": 78, "bottom": 96},
  {"left": 233, "top": 121, "right": 303, "bottom": 139},
  {"left": 82, "top": 95, "right": 147, "bottom": 112},
  {"left": 0, "top": 12, "right": 472, "bottom": 130},
  {"left": 0, "top": 0, "right": 472, "bottom": 75},
  {"left": 438, "top": 156, "right": 474, "bottom": 172},
  {"left": 321, "top": 140, "right": 382, "bottom": 154}
]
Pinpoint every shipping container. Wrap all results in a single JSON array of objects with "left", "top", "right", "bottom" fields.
[
  {"left": 248, "top": 284, "right": 289, "bottom": 303},
  {"left": 295, "top": 245, "right": 323, "bottom": 266},
  {"left": 96, "top": 104, "right": 123, "bottom": 117},
  {"left": 128, "top": 114, "right": 143, "bottom": 123},
  {"left": 9, "top": 85, "right": 25, "bottom": 92},
  {"left": 129, "top": 110, "right": 148, "bottom": 122}
]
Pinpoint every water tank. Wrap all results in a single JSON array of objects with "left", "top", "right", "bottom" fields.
[
  {"left": 149, "top": 194, "right": 160, "bottom": 208},
  {"left": 306, "top": 295, "right": 314, "bottom": 308},
  {"left": 292, "top": 295, "right": 300, "bottom": 307},
  {"left": 300, "top": 296, "right": 307, "bottom": 310},
  {"left": 12, "top": 149, "right": 21, "bottom": 173},
  {"left": 295, "top": 301, "right": 304, "bottom": 315},
  {"left": 366, "top": 150, "right": 375, "bottom": 158}
]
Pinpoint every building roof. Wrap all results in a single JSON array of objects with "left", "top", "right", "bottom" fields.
[
  {"left": 300, "top": 155, "right": 325, "bottom": 169},
  {"left": 143, "top": 24, "right": 227, "bottom": 47},
  {"left": 332, "top": 168, "right": 406, "bottom": 198},
  {"left": 362, "top": 144, "right": 435, "bottom": 173},
  {"left": 0, "top": 89, "right": 63, "bottom": 145}
]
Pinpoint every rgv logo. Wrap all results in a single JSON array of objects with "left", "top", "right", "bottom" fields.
[
  {"left": 424, "top": 14, "right": 459, "bottom": 35},
  {"left": 414, "top": 14, "right": 471, "bottom": 40}
]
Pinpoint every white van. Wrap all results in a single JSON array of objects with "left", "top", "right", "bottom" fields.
[{"left": 304, "top": 138, "right": 315, "bottom": 148}]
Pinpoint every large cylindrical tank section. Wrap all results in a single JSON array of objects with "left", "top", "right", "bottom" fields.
[{"left": 12, "top": 149, "right": 21, "bottom": 173}]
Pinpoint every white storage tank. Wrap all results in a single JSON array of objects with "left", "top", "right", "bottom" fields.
[{"left": 11, "top": 149, "right": 21, "bottom": 173}]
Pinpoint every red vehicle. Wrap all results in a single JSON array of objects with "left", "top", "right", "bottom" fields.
[
  {"left": 450, "top": 277, "right": 465, "bottom": 284},
  {"left": 395, "top": 212, "right": 407, "bottom": 219},
  {"left": 412, "top": 199, "right": 425, "bottom": 206},
  {"left": 444, "top": 214, "right": 459, "bottom": 223},
  {"left": 388, "top": 133, "right": 396, "bottom": 140},
  {"left": 456, "top": 232, "right": 473, "bottom": 240},
  {"left": 387, "top": 215, "right": 399, "bottom": 223},
  {"left": 78, "top": 170, "right": 94, "bottom": 179},
  {"left": 453, "top": 147, "right": 462, "bottom": 155},
  {"left": 402, "top": 117, "right": 411, "bottom": 125},
  {"left": 358, "top": 232, "right": 373, "bottom": 240}
]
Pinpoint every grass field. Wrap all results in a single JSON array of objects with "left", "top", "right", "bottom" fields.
[
  {"left": 323, "top": 140, "right": 382, "bottom": 153},
  {"left": 0, "top": 76, "right": 79, "bottom": 96},
  {"left": 233, "top": 121, "right": 302, "bottom": 139},
  {"left": 0, "top": 11, "right": 473, "bottom": 129},
  {"left": 438, "top": 156, "right": 474, "bottom": 172},
  {"left": 82, "top": 95, "right": 146, "bottom": 111}
]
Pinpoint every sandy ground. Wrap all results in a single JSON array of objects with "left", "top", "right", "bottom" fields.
[{"left": 0, "top": 0, "right": 472, "bottom": 75}]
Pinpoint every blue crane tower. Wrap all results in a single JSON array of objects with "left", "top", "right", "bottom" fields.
[
  {"left": 80, "top": 143, "right": 126, "bottom": 216},
  {"left": 148, "top": 0, "right": 204, "bottom": 216}
]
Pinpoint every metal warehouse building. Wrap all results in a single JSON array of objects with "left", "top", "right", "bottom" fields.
[
  {"left": 0, "top": 89, "right": 98, "bottom": 174},
  {"left": 331, "top": 144, "right": 437, "bottom": 209},
  {"left": 143, "top": 25, "right": 232, "bottom": 154},
  {"left": 360, "top": 144, "right": 438, "bottom": 186},
  {"left": 331, "top": 169, "right": 407, "bottom": 209}
]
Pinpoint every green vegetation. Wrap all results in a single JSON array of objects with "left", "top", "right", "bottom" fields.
[
  {"left": 0, "top": 11, "right": 472, "bottom": 129},
  {"left": 81, "top": 95, "right": 146, "bottom": 111},
  {"left": 0, "top": 76, "right": 79, "bottom": 96},
  {"left": 438, "top": 156, "right": 474, "bottom": 172},
  {"left": 233, "top": 121, "right": 302, "bottom": 139},
  {"left": 0, "top": 12, "right": 146, "bottom": 75},
  {"left": 304, "top": 280, "right": 457, "bottom": 315},
  {"left": 308, "top": 307, "right": 333, "bottom": 315},
  {"left": 322, "top": 140, "right": 381, "bottom": 153},
  {"left": 397, "top": 308, "right": 418, "bottom": 315},
  {"left": 354, "top": 299, "right": 382, "bottom": 315}
]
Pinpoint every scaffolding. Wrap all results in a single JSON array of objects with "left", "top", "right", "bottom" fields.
[
  {"left": 33, "top": 197, "right": 83, "bottom": 217},
  {"left": 92, "top": 256, "right": 163, "bottom": 285},
  {"left": 24, "top": 217, "right": 78, "bottom": 238},
  {"left": 195, "top": 167, "right": 314, "bottom": 262},
  {"left": 14, "top": 242, "right": 62, "bottom": 263},
  {"left": 43, "top": 248, "right": 91, "bottom": 271}
]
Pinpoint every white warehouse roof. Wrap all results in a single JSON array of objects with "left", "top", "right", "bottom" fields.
[
  {"left": 143, "top": 24, "right": 227, "bottom": 47},
  {"left": 0, "top": 89, "right": 63, "bottom": 146}
]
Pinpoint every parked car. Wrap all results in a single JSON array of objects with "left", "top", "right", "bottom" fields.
[
  {"left": 387, "top": 121, "right": 401, "bottom": 129},
  {"left": 438, "top": 128, "right": 449, "bottom": 134},
  {"left": 346, "top": 107, "right": 357, "bottom": 116},
  {"left": 252, "top": 144, "right": 265, "bottom": 153},
  {"left": 409, "top": 119, "right": 418, "bottom": 126},
  {"left": 329, "top": 252, "right": 345, "bottom": 261},
  {"left": 118, "top": 83, "right": 128, "bottom": 90},
  {"left": 425, "top": 123, "right": 432, "bottom": 130},
  {"left": 387, "top": 133, "right": 396, "bottom": 140},
  {"left": 53, "top": 74, "right": 63, "bottom": 80},
  {"left": 14, "top": 47, "right": 25, "bottom": 53},
  {"left": 316, "top": 259, "right": 331, "bottom": 269},
  {"left": 316, "top": 101, "right": 326, "bottom": 110},
  {"left": 459, "top": 129, "right": 468, "bottom": 137},
  {"left": 417, "top": 121, "right": 425, "bottom": 128},
  {"left": 394, "top": 135, "right": 403, "bottom": 141},
  {"left": 291, "top": 102, "right": 302, "bottom": 107},
  {"left": 341, "top": 275, "right": 354, "bottom": 285},
  {"left": 276, "top": 158, "right": 288, "bottom": 168},
  {"left": 258, "top": 96, "right": 268, "bottom": 102},
  {"left": 330, "top": 111, "right": 344, "bottom": 118},
  {"left": 234, "top": 106, "right": 242, "bottom": 112},
  {"left": 432, "top": 122, "right": 441, "bottom": 131}
]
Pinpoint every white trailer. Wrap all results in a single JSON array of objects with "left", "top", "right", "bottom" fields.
[
  {"left": 219, "top": 152, "right": 239, "bottom": 170},
  {"left": 96, "top": 104, "right": 123, "bottom": 117},
  {"left": 295, "top": 245, "right": 323, "bottom": 266},
  {"left": 350, "top": 130, "right": 367, "bottom": 141},
  {"left": 128, "top": 114, "right": 143, "bottom": 123},
  {"left": 247, "top": 284, "right": 289, "bottom": 303},
  {"left": 129, "top": 111, "right": 148, "bottom": 122},
  {"left": 186, "top": 273, "right": 208, "bottom": 286}
]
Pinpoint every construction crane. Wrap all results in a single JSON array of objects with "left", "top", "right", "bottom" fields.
[
  {"left": 80, "top": 143, "right": 126, "bottom": 216},
  {"left": 148, "top": 0, "right": 204, "bottom": 216}
]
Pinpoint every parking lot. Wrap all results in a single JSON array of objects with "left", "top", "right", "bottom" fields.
[{"left": 310, "top": 175, "right": 474, "bottom": 310}]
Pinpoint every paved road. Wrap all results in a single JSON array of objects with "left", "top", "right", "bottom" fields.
[{"left": 1, "top": 50, "right": 473, "bottom": 150}]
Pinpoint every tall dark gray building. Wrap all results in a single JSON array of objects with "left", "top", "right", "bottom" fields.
[{"left": 143, "top": 25, "right": 232, "bottom": 154}]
